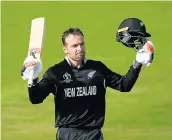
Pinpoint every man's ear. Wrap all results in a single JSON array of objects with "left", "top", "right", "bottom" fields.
[{"left": 63, "top": 46, "right": 68, "bottom": 54}]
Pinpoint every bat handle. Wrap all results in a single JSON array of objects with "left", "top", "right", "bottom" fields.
[
  {"left": 28, "top": 51, "right": 36, "bottom": 86},
  {"left": 28, "top": 69, "right": 35, "bottom": 87}
]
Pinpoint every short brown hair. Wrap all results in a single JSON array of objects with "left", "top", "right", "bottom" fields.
[{"left": 62, "top": 28, "right": 84, "bottom": 46}]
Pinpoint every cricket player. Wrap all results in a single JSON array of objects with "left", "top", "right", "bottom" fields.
[{"left": 21, "top": 18, "right": 154, "bottom": 140}]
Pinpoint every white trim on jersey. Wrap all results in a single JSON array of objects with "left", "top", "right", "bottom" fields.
[{"left": 64, "top": 56, "right": 88, "bottom": 68}]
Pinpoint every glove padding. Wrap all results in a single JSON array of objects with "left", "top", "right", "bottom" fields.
[
  {"left": 21, "top": 55, "right": 42, "bottom": 82},
  {"left": 136, "top": 40, "right": 154, "bottom": 66}
]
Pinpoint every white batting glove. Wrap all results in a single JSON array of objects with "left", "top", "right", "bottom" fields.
[
  {"left": 136, "top": 40, "right": 154, "bottom": 66},
  {"left": 21, "top": 55, "right": 42, "bottom": 86}
]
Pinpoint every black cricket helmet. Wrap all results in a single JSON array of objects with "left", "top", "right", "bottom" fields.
[{"left": 116, "top": 18, "right": 151, "bottom": 50}]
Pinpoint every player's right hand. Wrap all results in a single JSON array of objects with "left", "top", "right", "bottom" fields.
[{"left": 21, "top": 55, "right": 42, "bottom": 81}]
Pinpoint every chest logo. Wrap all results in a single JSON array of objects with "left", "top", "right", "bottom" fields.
[
  {"left": 63, "top": 72, "right": 72, "bottom": 83},
  {"left": 87, "top": 70, "right": 96, "bottom": 79}
]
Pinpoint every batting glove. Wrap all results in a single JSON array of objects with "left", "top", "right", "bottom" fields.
[
  {"left": 135, "top": 40, "right": 154, "bottom": 66},
  {"left": 21, "top": 55, "right": 42, "bottom": 86}
]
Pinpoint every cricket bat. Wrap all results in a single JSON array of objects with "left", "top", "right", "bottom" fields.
[{"left": 27, "top": 17, "right": 45, "bottom": 86}]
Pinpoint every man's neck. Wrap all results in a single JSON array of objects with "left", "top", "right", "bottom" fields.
[
  {"left": 65, "top": 56, "right": 82, "bottom": 68},
  {"left": 70, "top": 58, "right": 82, "bottom": 68}
]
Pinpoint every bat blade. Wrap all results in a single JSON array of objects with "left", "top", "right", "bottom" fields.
[{"left": 28, "top": 17, "right": 45, "bottom": 58}]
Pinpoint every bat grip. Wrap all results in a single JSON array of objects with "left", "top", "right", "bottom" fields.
[
  {"left": 28, "top": 69, "right": 35, "bottom": 87},
  {"left": 28, "top": 51, "right": 36, "bottom": 86}
]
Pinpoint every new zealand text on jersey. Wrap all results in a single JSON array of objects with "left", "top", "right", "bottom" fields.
[{"left": 64, "top": 86, "right": 97, "bottom": 97}]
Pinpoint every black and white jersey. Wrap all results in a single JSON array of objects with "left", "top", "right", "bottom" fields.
[{"left": 28, "top": 57, "right": 141, "bottom": 129}]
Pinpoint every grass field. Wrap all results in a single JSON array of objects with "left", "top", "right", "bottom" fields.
[{"left": 1, "top": 1, "right": 172, "bottom": 140}]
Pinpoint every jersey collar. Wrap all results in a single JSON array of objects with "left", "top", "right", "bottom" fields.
[{"left": 64, "top": 56, "right": 88, "bottom": 69}]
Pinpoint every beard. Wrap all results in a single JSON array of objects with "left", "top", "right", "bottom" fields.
[{"left": 74, "top": 53, "right": 85, "bottom": 61}]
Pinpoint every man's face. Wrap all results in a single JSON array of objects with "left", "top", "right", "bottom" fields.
[{"left": 63, "top": 34, "right": 85, "bottom": 61}]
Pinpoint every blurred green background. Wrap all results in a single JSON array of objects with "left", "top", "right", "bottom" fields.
[{"left": 2, "top": 1, "right": 172, "bottom": 140}]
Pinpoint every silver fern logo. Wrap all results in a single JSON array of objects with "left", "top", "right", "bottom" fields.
[
  {"left": 140, "top": 22, "right": 144, "bottom": 27},
  {"left": 88, "top": 70, "right": 96, "bottom": 79}
]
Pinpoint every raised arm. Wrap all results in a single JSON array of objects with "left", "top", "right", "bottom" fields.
[
  {"left": 101, "top": 62, "right": 141, "bottom": 92},
  {"left": 28, "top": 70, "right": 56, "bottom": 104},
  {"left": 101, "top": 41, "right": 154, "bottom": 92},
  {"left": 21, "top": 56, "right": 56, "bottom": 104}
]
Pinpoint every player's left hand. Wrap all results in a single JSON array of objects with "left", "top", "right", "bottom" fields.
[{"left": 135, "top": 40, "right": 154, "bottom": 66}]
